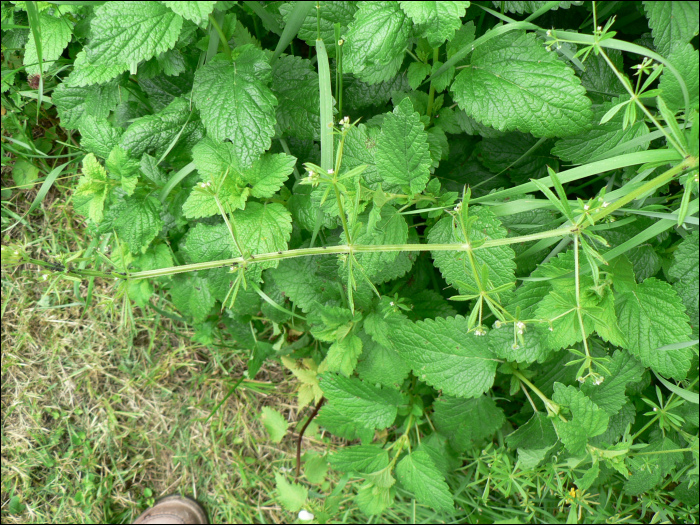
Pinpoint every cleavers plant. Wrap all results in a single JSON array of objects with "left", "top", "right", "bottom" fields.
[{"left": 2, "top": 0, "right": 699, "bottom": 522}]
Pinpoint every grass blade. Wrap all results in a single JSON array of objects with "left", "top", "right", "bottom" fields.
[
  {"left": 25, "top": 1, "right": 43, "bottom": 124},
  {"left": 243, "top": 1, "right": 282, "bottom": 35},
  {"left": 653, "top": 370, "right": 699, "bottom": 404},
  {"left": 271, "top": 1, "right": 314, "bottom": 64},
  {"left": 471, "top": 149, "right": 682, "bottom": 204},
  {"left": 311, "top": 37, "right": 334, "bottom": 248},
  {"left": 159, "top": 161, "right": 196, "bottom": 203}
]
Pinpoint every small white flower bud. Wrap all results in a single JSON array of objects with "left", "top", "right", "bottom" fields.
[
  {"left": 653, "top": 407, "right": 657, "bottom": 411},
  {"left": 390, "top": 301, "right": 395, "bottom": 306},
  {"left": 327, "top": 169, "right": 334, "bottom": 174},
  {"left": 494, "top": 321, "right": 502, "bottom": 329},
  {"left": 602, "top": 201, "right": 609, "bottom": 208},
  {"left": 584, "top": 204, "right": 590, "bottom": 210},
  {"left": 298, "top": 510, "right": 314, "bottom": 521},
  {"left": 337, "top": 39, "right": 344, "bottom": 46}
]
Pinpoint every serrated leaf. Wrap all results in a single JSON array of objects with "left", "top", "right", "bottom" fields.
[
  {"left": 433, "top": 395, "right": 505, "bottom": 451},
  {"left": 162, "top": 1, "right": 216, "bottom": 25},
  {"left": 395, "top": 450, "right": 453, "bottom": 512},
  {"left": 356, "top": 481, "right": 394, "bottom": 516},
  {"left": 407, "top": 61, "right": 431, "bottom": 91},
  {"left": 552, "top": 96, "right": 650, "bottom": 164},
  {"left": 80, "top": 2, "right": 183, "bottom": 83},
  {"left": 643, "top": 1, "right": 699, "bottom": 56},
  {"left": 343, "top": 2, "right": 411, "bottom": 84},
  {"left": 320, "top": 373, "right": 402, "bottom": 430},
  {"left": 669, "top": 231, "right": 699, "bottom": 329},
  {"left": 279, "top": 1, "right": 357, "bottom": 56},
  {"left": 232, "top": 202, "right": 292, "bottom": 271},
  {"left": 506, "top": 411, "right": 558, "bottom": 450},
  {"left": 552, "top": 383, "right": 609, "bottom": 455},
  {"left": 356, "top": 331, "right": 410, "bottom": 389},
  {"left": 326, "top": 334, "right": 363, "bottom": 376},
  {"left": 78, "top": 115, "right": 123, "bottom": 159},
  {"left": 120, "top": 97, "right": 203, "bottom": 160},
  {"left": 451, "top": 31, "right": 592, "bottom": 138},
  {"left": 181, "top": 222, "right": 233, "bottom": 264},
  {"left": 386, "top": 315, "right": 498, "bottom": 398},
  {"left": 274, "top": 473, "right": 308, "bottom": 513},
  {"left": 499, "top": 1, "right": 583, "bottom": 14},
  {"left": 488, "top": 324, "right": 551, "bottom": 364},
  {"left": 192, "top": 47, "right": 277, "bottom": 167},
  {"left": 106, "top": 194, "right": 164, "bottom": 254},
  {"left": 581, "top": 350, "right": 645, "bottom": 416},
  {"left": 343, "top": 73, "right": 411, "bottom": 110},
  {"left": 428, "top": 206, "right": 516, "bottom": 299},
  {"left": 271, "top": 254, "right": 343, "bottom": 313},
  {"left": 244, "top": 153, "right": 296, "bottom": 199},
  {"left": 659, "top": 43, "right": 699, "bottom": 113},
  {"left": 399, "top": 1, "right": 470, "bottom": 47},
  {"left": 329, "top": 445, "right": 389, "bottom": 474},
  {"left": 347, "top": 206, "right": 409, "bottom": 283},
  {"left": 616, "top": 278, "right": 693, "bottom": 380},
  {"left": 260, "top": 407, "right": 289, "bottom": 443},
  {"left": 272, "top": 55, "right": 321, "bottom": 140},
  {"left": 376, "top": 98, "right": 432, "bottom": 194},
  {"left": 74, "top": 153, "right": 109, "bottom": 223},
  {"left": 316, "top": 404, "right": 374, "bottom": 443},
  {"left": 170, "top": 273, "right": 215, "bottom": 323},
  {"left": 52, "top": 81, "right": 121, "bottom": 130},
  {"left": 23, "top": 11, "right": 73, "bottom": 76}
]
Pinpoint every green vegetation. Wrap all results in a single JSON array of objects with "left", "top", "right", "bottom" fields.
[{"left": 2, "top": 1, "right": 698, "bottom": 523}]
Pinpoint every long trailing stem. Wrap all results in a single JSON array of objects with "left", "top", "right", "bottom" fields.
[{"left": 127, "top": 226, "right": 577, "bottom": 280}]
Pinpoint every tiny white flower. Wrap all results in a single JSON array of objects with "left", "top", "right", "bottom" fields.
[
  {"left": 516, "top": 321, "right": 525, "bottom": 330},
  {"left": 343, "top": 116, "right": 350, "bottom": 124},
  {"left": 337, "top": 39, "right": 344, "bottom": 46},
  {"left": 475, "top": 329, "right": 485, "bottom": 336},
  {"left": 577, "top": 377, "right": 585, "bottom": 383},
  {"left": 653, "top": 407, "right": 657, "bottom": 411},
  {"left": 548, "top": 326, "right": 554, "bottom": 332},
  {"left": 584, "top": 204, "right": 590, "bottom": 210},
  {"left": 602, "top": 201, "right": 609, "bottom": 208},
  {"left": 597, "top": 26, "right": 602, "bottom": 31},
  {"left": 327, "top": 168, "right": 334, "bottom": 174},
  {"left": 518, "top": 329, "right": 524, "bottom": 335},
  {"left": 42, "top": 274, "right": 48, "bottom": 280},
  {"left": 597, "top": 376, "right": 605, "bottom": 384},
  {"left": 298, "top": 510, "right": 315, "bottom": 521},
  {"left": 494, "top": 321, "right": 502, "bottom": 329},
  {"left": 14, "top": 251, "right": 19, "bottom": 255},
  {"left": 390, "top": 301, "right": 395, "bottom": 306},
  {"left": 546, "top": 30, "right": 551, "bottom": 36}
]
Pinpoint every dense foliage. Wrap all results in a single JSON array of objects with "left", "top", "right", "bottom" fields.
[{"left": 2, "top": 1, "right": 699, "bottom": 522}]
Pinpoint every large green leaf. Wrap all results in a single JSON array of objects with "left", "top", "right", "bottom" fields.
[
  {"left": 192, "top": 47, "right": 277, "bottom": 167},
  {"left": 386, "top": 316, "right": 498, "bottom": 398},
  {"left": 451, "top": 31, "right": 592, "bottom": 138}
]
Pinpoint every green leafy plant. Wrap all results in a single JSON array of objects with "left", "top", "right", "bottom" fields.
[{"left": 2, "top": 0, "right": 699, "bottom": 522}]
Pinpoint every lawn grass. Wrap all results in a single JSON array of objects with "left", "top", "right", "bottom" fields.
[{"left": 0, "top": 176, "right": 322, "bottom": 524}]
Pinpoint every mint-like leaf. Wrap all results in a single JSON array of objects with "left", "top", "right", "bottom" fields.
[
  {"left": 451, "top": 31, "right": 592, "bottom": 138},
  {"left": 192, "top": 47, "right": 277, "bottom": 167}
]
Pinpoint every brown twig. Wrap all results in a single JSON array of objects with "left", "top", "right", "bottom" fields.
[{"left": 295, "top": 396, "right": 325, "bottom": 479}]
